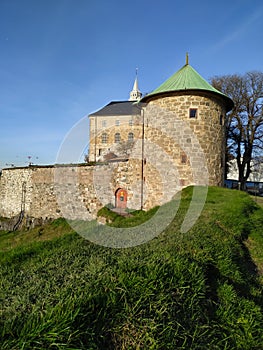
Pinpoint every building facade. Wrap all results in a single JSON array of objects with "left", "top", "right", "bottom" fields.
[{"left": 88, "top": 73, "right": 142, "bottom": 162}]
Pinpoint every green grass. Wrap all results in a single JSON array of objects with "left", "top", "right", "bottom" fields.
[
  {"left": 252, "top": 195, "right": 263, "bottom": 208},
  {"left": 0, "top": 186, "right": 263, "bottom": 349},
  {"left": 0, "top": 217, "right": 73, "bottom": 252},
  {"left": 245, "top": 205, "right": 263, "bottom": 282},
  {"left": 97, "top": 205, "right": 159, "bottom": 227}
]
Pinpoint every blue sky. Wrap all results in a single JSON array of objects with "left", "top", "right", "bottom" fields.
[{"left": 1, "top": 0, "right": 263, "bottom": 167}]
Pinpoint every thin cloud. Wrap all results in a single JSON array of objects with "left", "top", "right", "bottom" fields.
[{"left": 211, "top": 6, "right": 263, "bottom": 52}]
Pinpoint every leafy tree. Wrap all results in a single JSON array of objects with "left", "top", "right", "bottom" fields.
[{"left": 211, "top": 72, "right": 263, "bottom": 190}]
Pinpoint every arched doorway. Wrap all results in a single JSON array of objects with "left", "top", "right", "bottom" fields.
[{"left": 115, "top": 188, "right": 128, "bottom": 209}]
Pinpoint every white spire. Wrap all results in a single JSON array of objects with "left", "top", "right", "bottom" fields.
[
  {"left": 132, "top": 76, "right": 139, "bottom": 91},
  {"left": 129, "top": 68, "right": 142, "bottom": 101}
]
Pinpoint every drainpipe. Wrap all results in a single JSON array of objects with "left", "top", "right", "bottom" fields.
[
  {"left": 141, "top": 107, "right": 145, "bottom": 210},
  {"left": 94, "top": 116, "right": 97, "bottom": 162},
  {"left": 13, "top": 181, "right": 26, "bottom": 231}
]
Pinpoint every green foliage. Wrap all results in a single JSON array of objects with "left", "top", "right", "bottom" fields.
[
  {"left": 0, "top": 187, "right": 263, "bottom": 349},
  {"left": 97, "top": 206, "right": 120, "bottom": 222}
]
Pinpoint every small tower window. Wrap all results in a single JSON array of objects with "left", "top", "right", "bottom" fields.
[
  {"left": 129, "top": 119, "right": 133, "bottom": 126},
  {"left": 102, "top": 120, "right": 107, "bottom": 128},
  {"left": 128, "top": 132, "right": 134, "bottom": 142},
  {"left": 181, "top": 154, "right": 187, "bottom": 164},
  {"left": 115, "top": 120, "right": 120, "bottom": 126},
  {"left": 189, "top": 108, "right": 198, "bottom": 118},
  {"left": 220, "top": 115, "right": 223, "bottom": 125},
  {"left": 115, "top": 132, "right": 121, "bottom": 143},
  {"left": 101, "top": 133, "right": 108, "bottom": 144}
]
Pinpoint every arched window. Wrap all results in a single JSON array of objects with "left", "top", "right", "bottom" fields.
[
  {"left": 128, "top": 132, "right": 134, "bottom": 142},
  {"left": 115, "top": 132, "right": 121, "bottom": 143},
  {"left": 101, "top": 133, "right": 108, "bottom": 144}
]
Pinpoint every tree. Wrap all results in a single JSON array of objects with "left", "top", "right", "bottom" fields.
[
  {"left": 84, "top": 154, "right": 89, "bottom": 163},
  {"left": 115, "top": 140, "right": 135, "bottom": 158},
  {"left": 211, "top": 72, "right": 263, "bottom": 190}
]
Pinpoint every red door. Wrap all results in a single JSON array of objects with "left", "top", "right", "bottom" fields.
[{"left": 115, "top": 188, "right": 128, "bottom": 209}]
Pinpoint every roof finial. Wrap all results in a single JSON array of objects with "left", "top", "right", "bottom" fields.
[{"left": 186, "top": 52, "right": 189, "bottom": 65}]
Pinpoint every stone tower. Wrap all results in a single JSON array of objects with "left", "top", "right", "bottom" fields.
[{"left": 140, "top": 58, "right": 233, "bottom": 189}]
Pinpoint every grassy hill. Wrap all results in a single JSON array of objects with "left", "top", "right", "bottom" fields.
[{"left": 0, "top": 187, "right": 263, "bottom": 350}]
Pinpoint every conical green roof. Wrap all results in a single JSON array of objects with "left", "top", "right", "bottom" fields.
[{"left": 141, "top": 63, "right": 233, "bottom": 111}]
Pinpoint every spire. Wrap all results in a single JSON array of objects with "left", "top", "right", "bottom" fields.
[
  {"left": 186, "top": 52, "right": 189, "bottom": 65},
  {"left": 132, "top": 68, "right": 139, "bottom": 90},
  {"left": 129, "top": 68, "right": 142, "bottom": 101}
]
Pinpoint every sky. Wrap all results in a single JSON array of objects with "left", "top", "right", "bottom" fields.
[{"left": 1, "top": 0, "right": 263, "bottom": 168}]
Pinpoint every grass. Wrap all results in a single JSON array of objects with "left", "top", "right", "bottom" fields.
[
  {"left": 0, "top": 186, "right": 263, "bottom": 349},
  {"left": 252, "top": 195, "right": 263, "bottom": 208},
  {"left": 0, "top": 217, "right": 73, "bottom": 252},
  {"left": 97, "top": 205, "right": 159, "bottom": 227}
]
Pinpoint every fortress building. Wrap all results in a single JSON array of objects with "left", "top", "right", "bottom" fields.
[
  {"left": 87, "top": 56, "right": 233, "bottom": 209},
  {"left": 88, "top": 71, "right": 142, "bottom": 162},
  {"left": 0, "top": 57, "right": 233, "bottom": 228}
]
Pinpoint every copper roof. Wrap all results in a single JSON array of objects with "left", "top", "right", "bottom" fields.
[{"left": 141, "top": 63, "right": 234, "bottom": 112}]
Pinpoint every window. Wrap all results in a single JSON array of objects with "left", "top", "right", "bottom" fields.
[
  {"left": 115, "top": 132, "right": 121, "bottom": 143},
  {"left": 128, "top": 132, "right": 134, "bottom": 142},
  {"left": 189, "top": 108, "right": 198, "bottom": 118},
  {"left": 220, "top": 115, "right": 223, "bottom": 125},
  {"left": 181, "top": 154, "right": 187, "bottom": 164},
  {"left": 129, "top": 119, "right": 133, "bottom": 126},
  {"left": 101, "top": 133, "right": 108, "bottom": 144},
  {"left": 102, "top": 120, "right": 107, "bottom": 128},
  {"left": 115, "top": 119, "right": 120, "bottom": 126},
  {"left": 180, "top": 179, "right": 185, "bottom": 186}
]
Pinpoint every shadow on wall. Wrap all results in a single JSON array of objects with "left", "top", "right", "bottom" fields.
[{"left": 0, "top": 215, "right": 53, "bottom": 231}]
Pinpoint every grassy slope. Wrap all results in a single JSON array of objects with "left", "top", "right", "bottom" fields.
[
  {"left": 246, "top": 196, "right": 263, "bottom": 280},
  {"left": 0, "top": 187, "right": 262, "bottom": 350},
  {"left": 255, "top": 197, "right": 263, "bottom": 207}
]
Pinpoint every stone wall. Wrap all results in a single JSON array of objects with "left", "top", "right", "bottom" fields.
[
  {"left": 0, "top": 161, "right": 144, "bottom": 222},
  {"left": 0, "top": 167, "right": 33, "bottom": 218}
]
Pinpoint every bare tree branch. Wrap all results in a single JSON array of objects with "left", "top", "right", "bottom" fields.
[{"left": 210, "top": 71, "right": 263, "bottom": 190}]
